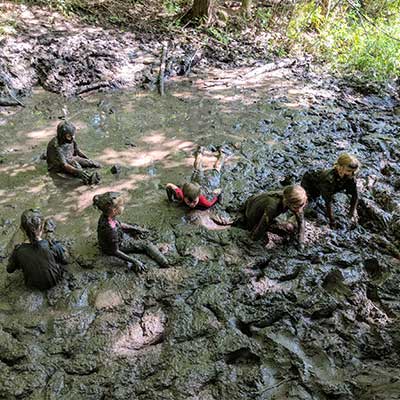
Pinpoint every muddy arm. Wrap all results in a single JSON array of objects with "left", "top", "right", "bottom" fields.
[
  {"left": 62, "top": 162, "right": 86, "bottom": 177},
  {"left": 166, "top": 183, "right": 180, "bottom": 202},
  {"left": 6, "top": 247, "right": 20, "bottom": 273},
  {"left": 324, "top": 199, "right": 335, "bottom": 228},
  {"left": 295, "top": 212, "right": 305, "bottom": 244},
  {"left": 349, "top": 190, "right": 359, "bottom": 219},
  {"left": 75, "top": 148, "right": 89, "bottom": 159},
  {"left": 114, "top": 248, "right": 146, "bottom": 272},
  {"left": 120, "top": 222, "right": 149, "bottom": 236},
  {"left": 251, "top": 214, "right": 269, "bottom": 242}
]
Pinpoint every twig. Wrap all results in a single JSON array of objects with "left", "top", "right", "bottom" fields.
[
  {"left": 159, "top": 43, "right": 168, "bottom": 96},
  {"left": 5, "top": 85, "right": 25, "bottom": 107},
  {"left": 241, "top": 58, "right": 295, "bottom": 79},
  {"left": 257, "top": 378, "right": 292, "bottom": 395}
]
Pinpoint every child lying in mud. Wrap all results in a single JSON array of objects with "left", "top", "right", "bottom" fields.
[
  {"left": 165, "top": 146, "right": 224, "bottom": 210},
  {"left": 7, "top": 209, "right": 67, "bottom": 290},
  {"left": 47, "top": 121, "right": 101, "bottom": 185},
  {"left": 301, "top": 153, "right": 360, "bottom": 228},
  {"left": 93, "top": 192, "right": 168, "bottom": 272},
  {"left": 240, "top": 185, "right": 307, "bottom": 245}
]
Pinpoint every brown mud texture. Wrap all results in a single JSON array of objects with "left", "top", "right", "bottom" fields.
[{"left": 1, "top": 5, "right": 400, "bottom": 400}]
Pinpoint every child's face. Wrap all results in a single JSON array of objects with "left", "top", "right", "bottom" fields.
[
  {"left": 336, "top": 165, "right": 357, "bottom": 178},
  {"left": 289, "top": 201, "right": 307, "bottom": 214},
  {"left": 65, "top": 132, "right": 75, "bottom": 143},
  {"left": 110, "top": 203, "right": 124, "bottom": 217},
  {"left": 184, "top": 196, "right": 199, "bottom": 208}
]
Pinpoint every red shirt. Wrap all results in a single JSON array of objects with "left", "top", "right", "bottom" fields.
[{"left": 174, "top": 187, "right": 218, "bottom": 209}]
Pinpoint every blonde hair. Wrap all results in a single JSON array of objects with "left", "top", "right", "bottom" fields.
[
  {"left": 182, "top": 182, "right": 201, "bottom": 202},
  {"left": 283, "top": 185, "right": 307, "bottom": 208},
  {"left": 334, "top": 153, "right": 360, "bottom": 173}
]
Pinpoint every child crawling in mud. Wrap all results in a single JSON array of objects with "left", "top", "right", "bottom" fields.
[
  {"left": 165, "top": 145, "right": 225, "bottom": 210},
  {"left": 301, "top": 153, "right": 360, "bottom": 228},
  {"left": 47, "top": 121, "right": 101, "bottom": 185},
  {"left": 93, "top": 192, "right": 168, "bottom": 272},
  {"left": 7, "top": 209, "right": 67, "bottom": 290},
  {"left": 240, "top": 185, "right": 307, "bottom": 246}
]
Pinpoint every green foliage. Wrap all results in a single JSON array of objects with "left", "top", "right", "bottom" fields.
[
  {"left": 163, "top": 0, "right": 182, "bottom": 15},
  {"left": 283, "top": 0, "right": 400, "bottom": 85},
  {"left": 206, "top": 26, "right": 230, "bottom": 46},
  {"left": 255, "top": 7, "right": 272, "bottom": 28}
]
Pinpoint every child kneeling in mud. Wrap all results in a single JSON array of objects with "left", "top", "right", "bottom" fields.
[
  {"left": 165, "top": 146, "right": 225, "bottom": 210},
  {"left": 301, "top": 153, "right": 360, "bottom": 228},
  {"left": 7, "top": 209, "right": 67, "bottom": 290},
  {"left": 241, "top": 185, "right": 307, "bottom": 246},
  {"left": 93, "top": 192, "right": 168, "bottom": 272}
]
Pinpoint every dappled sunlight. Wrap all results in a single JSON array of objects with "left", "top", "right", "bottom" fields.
[
  {"left": 8, "top": 164, "right": 36, "bottom": 177},
  {"left": 26, "top": 182, "right": 46, "bottom": 194},
  {"left": 72, "top": 174, "right": 148, "bottom": 212},
  {"left": 98, "top": 132, "right": 195, "bottom": 169}
]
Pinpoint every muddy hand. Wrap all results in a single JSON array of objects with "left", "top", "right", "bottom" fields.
[{"left": 128, "top": 258, "right": 147, "bottom": 273}]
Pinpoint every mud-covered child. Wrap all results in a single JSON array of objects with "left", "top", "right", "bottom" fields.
[
  {"left": 47, "top": 121, "right": 101, "bottom": 185},
  {"left": 301, "top": 153, "right": 360, "bottom": 228},
  {"left": 7, "top": 209, "right": 67, "bottom": 290},
  {"left": 93, "top": 192, "right": 168, "bottom": 272},
  {"left": 165, "top": 146, "right": 226, "bottom": 210}
]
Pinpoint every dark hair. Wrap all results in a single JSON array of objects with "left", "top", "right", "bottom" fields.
[
  {"left": 182, "top": 182, "right": 201, "bottom": 202},
  {"left": 57, "top": 121, "right": 76, "bottom": 142},
  {"left": 93, "top": 192, "right": 122, "bottom": 214},
  {"left": 21, "top": 209, "right": 43, "bottom": 246}
]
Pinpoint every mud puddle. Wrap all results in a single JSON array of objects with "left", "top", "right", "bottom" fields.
[{"left": 0, "top": 66, "right": 399, "bottom": 399}]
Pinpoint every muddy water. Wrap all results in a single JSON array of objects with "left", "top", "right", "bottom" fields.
[{"left": 0, "top": 68, "right": 399, "bottom": 400}]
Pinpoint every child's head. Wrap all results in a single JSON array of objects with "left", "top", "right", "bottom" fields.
[
  {"left": 93, "top": 192, "right": 124, "bottom": 217},
  {"left": 21, "top": 209, "right": 44, "bottom": 244},
  {"left": 182, "top": 182, "right": 201, "bottom": 208},
  {"left": 283, "top": 185, "right": 307, "bottom": 213},
  {"left": 57, "top": 121, "right": 76, "bottom": 144},
  {"left": 334, "top": 153, "right": 360, "bottom": 178}
]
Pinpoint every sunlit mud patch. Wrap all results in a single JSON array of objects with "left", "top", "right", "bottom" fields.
[
  {"left": 112, "top": 309, "right": 166, "bottom": 356},
  {"left": 184, "top": 210, "right": 232, "bottom": 231},
  {"left": 250, "top": 276, "right": 289, "bottom": 296}
]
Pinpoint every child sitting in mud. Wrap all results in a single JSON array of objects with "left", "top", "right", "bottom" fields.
[
  {"left": 47, "top": 121, "right": 101, "bottom": 185},
  {"left": 301, "top": 153, "right": 360, "bottom": 228},
  {"left": 93, "top": 192, "right": 168, "bottom": 272},
  {"left": 240, "top": 185, "right": 307, "bottom": 245},
  {"left": 7, "top": 209, "right": 68, "bottom": 290},
  {"left": 165, "top": 146, "right": 224, "bottom": 210}
]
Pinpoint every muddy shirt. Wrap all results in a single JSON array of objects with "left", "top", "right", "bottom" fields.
[
  {"left": 244, "top": 191, "right": 286, "bottom": 230},
  {"left": 301, "top": 168, "right": 357, "bottom": 202},
  {"left": 46, "top": 137, "right": 78, "bottom": 172},
  {"left": 171, "top": 187, "right": 219, "bottom": 210},
  {"left": 7, "top": 240, "right": 66, "bottom": 290},
  {"left": 97, "top": 214, "right": 123, "bottom": 255}
]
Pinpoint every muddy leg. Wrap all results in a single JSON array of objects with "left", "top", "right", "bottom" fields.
[
  {"left": 213, "top": 150, "right": 225, "bottom": 172},
  {"left": 124, "top": 240, "right": 168, "bottom": 267}
]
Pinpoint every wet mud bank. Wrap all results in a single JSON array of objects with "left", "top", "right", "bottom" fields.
[{"left": 1, "top": 37, "right": 400, "bottom": 400}]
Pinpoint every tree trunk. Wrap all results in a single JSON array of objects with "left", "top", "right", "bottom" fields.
[
  {"left": 241, "top": 0, "right": 252, "bottom": 17},
  {"left": 189, "top": 0, "right": 215, "bottom": 23}
]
